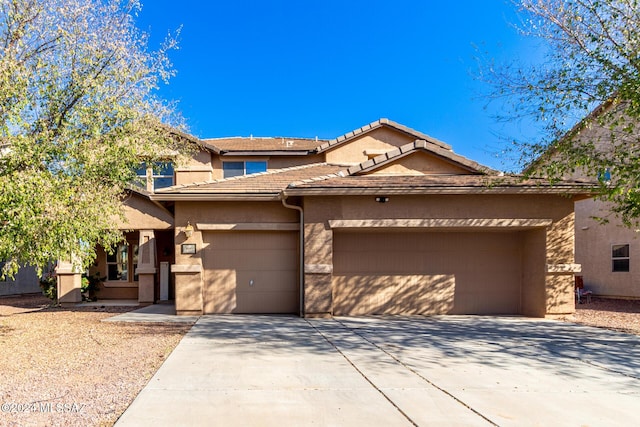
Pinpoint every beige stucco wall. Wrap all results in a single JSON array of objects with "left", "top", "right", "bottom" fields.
[
  {"left": 302, "top": 193, "right": 577, "bottom": 317},
  {"left": 175, "top": 149, "right": 213, "bottom": 185},
  {"left": 116, "top": 193, "right": 174, "bottom": 230},
  {"left": 575, "top": 198, "right": 640, "bottom": 298},
  {"left": 324, "top": 127, "right": 416, "bottom": 165},
  {"left": 209, "top": 154, "right": 327, "bottom": 180},
  {"left": 172, "top": 201, "right": 298, "bottom": 315},
  {"left": 371, "top": 151, "right": 472, "bottom": 175}
]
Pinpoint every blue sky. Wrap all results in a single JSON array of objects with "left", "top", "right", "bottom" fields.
[{"left": 136, "top": 1, "right": 539, "bottom": 171}]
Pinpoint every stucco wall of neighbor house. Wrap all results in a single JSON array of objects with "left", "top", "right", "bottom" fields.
[
  {"left": 575, "top": 198, "right": 640, "bottom": 298},
  {"left": 0, "top": 267, "right": 40, "bottom": 296},
  {"left": 172, "top": 201, "right": 298, "bottom": 315},
  {"left": 324, "top": 127, "right": 416, "bottom": 165},
  {"left": 302, "top": 193, "right": 577, "bottom": 317}
]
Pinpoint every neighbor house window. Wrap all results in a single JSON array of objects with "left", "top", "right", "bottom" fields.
[
  {"left": 106, "top": 243, "right": 139, "bottom": 282},
  {"left": 223, "top": 161, "right": 267, "bottom": 178},
  {"left": 612, "top": 244, "right": 630, "bottom": 272},
  {"left": 135, "top": 162, "right": 174, "bottom": 190}
]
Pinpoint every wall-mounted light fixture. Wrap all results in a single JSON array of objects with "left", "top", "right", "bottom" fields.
[
  {"left": 375, "top": 196, "right": 389, "bottom": 203},
  {"left": 184, "top": 221, "right": 194, "bottom": 238}
]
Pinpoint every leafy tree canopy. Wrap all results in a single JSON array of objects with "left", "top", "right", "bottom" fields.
[
  {"left": 485, "top": 0, "right": 640, "bottom": 225},
  {"left": 0, "top": 0, "right": 188, "bottom": 277}
]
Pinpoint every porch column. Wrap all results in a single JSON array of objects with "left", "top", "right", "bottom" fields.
[
  {"left": 136, "top": 230, "right": 156, "bottom": 304},
  {"left": 56, "top": 260, "right": 82, "bottom": 306}
]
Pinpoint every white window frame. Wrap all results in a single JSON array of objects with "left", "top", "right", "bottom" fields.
[{"left": 612, "top": 243, "right": 630, "bottom": 272}]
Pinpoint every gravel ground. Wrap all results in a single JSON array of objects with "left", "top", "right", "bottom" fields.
[
  {"left": 1, "top": 294, "right": 639, "bottom": 427},
  {"left": 0, "top": 294, "right": 193, "bottom": 427},
  {"left": 568, "top": 296, "right": 640, "bottom": 335}
]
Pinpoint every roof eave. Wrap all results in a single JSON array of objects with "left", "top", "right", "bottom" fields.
[
  {"left": 220, "top": 150, "right": 311, "bottom": 156},
  {"left": 284, "top": 186, "right": 595, "bottom": 197},
  {"left": 150, "top": 193, "right": 281, "bottom": 202}
]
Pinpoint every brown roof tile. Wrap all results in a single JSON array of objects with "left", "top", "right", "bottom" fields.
[
  {"left": 315, "top": 118, "right": 453, "bottom": 153},
  {"left": 156, "top": 163, "right": 345, "bottom": 195},
  {"left": 286, "top": 174, "right": 595, "bottom": 194},
  {"left": 202, "top": 137, "right": 327, "bottom": 152}
]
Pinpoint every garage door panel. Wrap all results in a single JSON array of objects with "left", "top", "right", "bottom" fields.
[
  {"left": 203, "top": 231, "right": 298, "bottom": 314},
  {"left": 234, "top": 291, "right": 298, "bottom": 313},
  {"left": 333, "top": 274, "right": 455, "bottom": 315},
  {"left": 208, "top": 232, "right": 296, "bottom": 250},
  {"left": 209, "top": 249, "right": 297, "bottom": 270},
  {"left": 333, "top": 231, "right": 522, "bottom": 315}
]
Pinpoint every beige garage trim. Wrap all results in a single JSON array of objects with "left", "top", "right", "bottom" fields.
[
  {"left": 202, "top": 231, "right": 298, "bottom": 314},
  {"left": 332, "top": 231, "right": 523, "bottom": 315},
  {"left": 197, "top": 222, "right": 299, "bottom": 231},
  {"left": 328, "top": 218, "right": 553, "bottom": 229}
]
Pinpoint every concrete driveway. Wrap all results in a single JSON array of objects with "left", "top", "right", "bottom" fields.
[{"left": 115, "top": 315, "right": 640, "bottom": 426}]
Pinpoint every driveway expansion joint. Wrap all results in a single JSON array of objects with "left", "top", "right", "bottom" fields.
[
  {"left": 331, "top": 317, "right": 500, "bottom": 427},
  {"left": 304, "top": 318, "right": 419, "bottom": 427}
]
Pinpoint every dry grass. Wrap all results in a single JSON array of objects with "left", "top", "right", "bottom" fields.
[{"left": 0, "top": 294, "right": 192, "bottom": 427}]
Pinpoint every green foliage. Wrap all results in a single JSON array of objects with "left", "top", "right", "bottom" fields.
[
  {"left": 484, "top": 0, "right": 640, "bottom": 225},
  {"left": 39, "top": 270, "right": 57, "bottom": 301},
  {"left": 0, "top": 0, "right": 189, "bottom": 278},
  {"left": 81, "top": 272, "right": 103, "bottom": 301}
]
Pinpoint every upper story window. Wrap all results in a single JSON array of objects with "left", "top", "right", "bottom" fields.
[
  {"left": 223, "top": 161, "right": 267, "bottom": 178},
  {"left": 136, "top": 162, "right": 174, "bottom": 191},
  {"left": 612, "top": 244, "right": 630, "bottom": 272},
  {"left": 598, "top": 168, "right": 612, "bottom": 183}
]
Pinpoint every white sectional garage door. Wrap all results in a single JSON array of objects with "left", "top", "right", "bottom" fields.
[
  {"left": 202, "top": 231, "right": 298, "bottom": 314},
  {"left": 332, "top": 231, "right": 522, "bottom": 315}
]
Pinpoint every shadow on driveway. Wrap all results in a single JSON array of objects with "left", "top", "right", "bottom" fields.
[{"left": 116, "top": 315, "right": 640, "bottom": 427}]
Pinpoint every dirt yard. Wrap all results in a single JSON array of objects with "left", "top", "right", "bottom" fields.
[
  {"left": 569, "top": 296, "right": 640, "bottom": 335},
  {"left": 0, "top": 294, "right": 193, "bottom": 427},
  {"left": 0, "top": 294, "right": 639, "bottom": 427}
]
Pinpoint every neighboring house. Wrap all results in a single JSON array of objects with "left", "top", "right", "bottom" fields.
[
  {"left": 527, "top": 100, "right": 640, "bottom": 300},
  {"left": 0, "top": 262, "right": 39, "bottom": 296},
  {"left": 58, "top": 119, "right": 591, "bottom": 317},
  {"left": 575, "top": 198, "right": 640, "bottom": 298}
]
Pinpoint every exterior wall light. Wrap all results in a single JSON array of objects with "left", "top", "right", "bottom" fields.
[
  {"left": 184, "top": 222, "right": 194, "bottom": 238},
  {"left": 375, "top": 196, "right": 389, "bottom": 203}
]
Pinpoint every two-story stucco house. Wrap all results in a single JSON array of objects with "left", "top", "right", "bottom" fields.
[{"left": 56, "top": 119, "right": 592, "bottom": 317}]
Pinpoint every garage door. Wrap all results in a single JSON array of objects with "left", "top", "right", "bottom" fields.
[
  {"left": 333, "top": 231, "right": 522, "bottom": 315},
  {"left": 202, "top": 231, "right": 298, "bottom": 314}
]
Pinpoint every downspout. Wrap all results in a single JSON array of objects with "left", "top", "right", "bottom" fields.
[{"left": 281, "top": 191, "right": 305, "bottom": 317}]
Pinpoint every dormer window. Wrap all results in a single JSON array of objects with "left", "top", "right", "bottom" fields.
[{"left": 223, "top": 161, "right": 267, "bottom": 178}]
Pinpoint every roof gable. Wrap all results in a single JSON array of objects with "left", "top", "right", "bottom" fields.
[
  {"left": 344, "top": 140, "right": 495, "bottom": 177},
  {"left": 367, "top": 150, "right": 474, "bottom": 176},
  {"left": 316, "top": 118, "right": 452, "bottom": 153}
]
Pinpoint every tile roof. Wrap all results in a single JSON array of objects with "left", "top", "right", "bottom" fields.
[
  {"left": 154, "top": 163, "right": 345, "bottom": 197},
  {"left": 201, "top": 137, "right": 327, "bottom": 153},
  {"left": 344, "top": 139, "right": 495, "bottom": 176},
  {"left": 287, "top": 174, "right": 594, "bottom": 193},
  {"left": 197, "top": 119, "right": 454, "bottom": 154},
  {"left": 284, "top": 140, "right": 594, "bottom": 195},
  {"left": 315, "top": 118, "right": 453, "bottom": 153}
]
